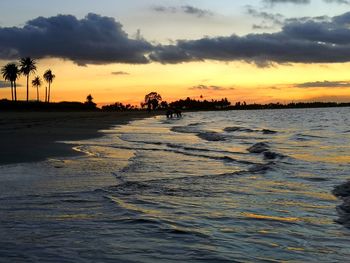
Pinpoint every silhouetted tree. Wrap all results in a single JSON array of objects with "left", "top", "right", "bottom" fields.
[
  {"left": 32, "top": 76, "right": 42, "bottom": 102},
  {"left": 144, "top": 92, "right": 162, "bottom": 111},
  {"left": 20, "top": 57, "right": 37, "bottom": 102},
  {"left": 85, "top": 94, "right": 97, "bottom": 109},
  {"left": 170, "top": 97, "right": 231, "bottom": 110},
  {"left": 43, "top": 69, "right": 55, "bottom": 103},
  {"left": 1, "top": 64, "right": 13, "bottom": 101},
  {"left": 1, "top": 63, "right": 20, "bottom": 101},
  {"left": 160, "top": 101, "right": 168, "bottom": 109}
]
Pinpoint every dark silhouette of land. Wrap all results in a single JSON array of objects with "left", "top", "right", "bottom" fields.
[
  {"left": 0, "top": 99, "right": 98, "bottom": 111},
  {"left": 168, "top": 97, "right": 350, "bottom": 111},
  {"left": 101, "top": 97, "right": 350, "bottom": 112}
]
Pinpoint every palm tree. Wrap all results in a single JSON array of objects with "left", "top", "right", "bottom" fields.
[
  {"left": 20, "top": 57, "right": 37, "bottom": 102},
  {"left": 1, "top": 64, "right": 14, "bottom": 101},
  {"left": 1, "top": 63, "right": 20, "bottom": 101},
  {"left": 32, "top": 76, "right": 42, "bottom": 102},
  {"left": 43, "top": 69, "right": 55, "bottom": 103}
]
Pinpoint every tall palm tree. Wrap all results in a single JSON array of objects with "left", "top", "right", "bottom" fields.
[
  {"left": 32, "top": 76, "right": 42, "bottom": 102},
  {"left": 1, "top": 63, "right": 20, "bottom": 101},
  {"left": 43, "top": 69, "right": 55, "bottom": 103},
  {"left": 20, "top": 57, "right": 37, "bottom": 102},
  {"left": 1, "top": 64, "right": 14, "bottom": 101}
]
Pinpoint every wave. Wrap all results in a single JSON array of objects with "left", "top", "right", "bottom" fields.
[
  {"left": 197, "top": 131, "right": 227, "bottom": 142},
  {"left": 171, "top": 125, "right": 201, "bottom": 134},
  {"left": 262, "top": 129, "right": 278, "bottom": 134},
  {"left": 170, "top": 123, "right": 277, "bottom": 142},
  {"left": 248, "top": 162, "right": 275, "bottom": 173},
  {"left": 224, "top": 127, "right": 278, "bottom": 134},
  {"left": 247, "top": 142, "right": 285, "bottom": 160},
  {"left": 293, "top": 133, "right": 327, "bottom": 141},
  {"left": 224, "top": 127, "right": 256, "bottom": 133},
  {"left": 247, "top": 142, "right": 270, "bottom": 153},
  {"left": 121, "top": 139, "right": 245, "bottom": 157},
  {"left": 115, "top": 135, "right": 254, "bottom": 165},
  {"left": 333, "top": 181, "right": 350, "bottom": 228},
  {"left": 263, "top": 151, "right": 285, "bottom": 160},
  {"left": 171, "top": 125, "right": 228, "bottom": 142}
]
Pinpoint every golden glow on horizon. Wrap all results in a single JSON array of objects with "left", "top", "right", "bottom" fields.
[{"left": 1, "top": 58, "right": 350, "bottom": 105}]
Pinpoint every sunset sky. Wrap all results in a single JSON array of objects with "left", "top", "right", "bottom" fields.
[{"left": 1, "top": 0, "right": 350, "bottom": 105}]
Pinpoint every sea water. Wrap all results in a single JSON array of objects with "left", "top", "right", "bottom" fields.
[{"left": 0, "top": 107, "right": 350, "bottom": 262}]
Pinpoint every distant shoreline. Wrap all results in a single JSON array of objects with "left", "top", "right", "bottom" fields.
[{"left": 0, "top": 111, "right": 158, "bottom": 166}]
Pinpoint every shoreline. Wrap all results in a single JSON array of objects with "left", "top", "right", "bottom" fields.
[{"left": 0, "top": 111, "right": 158, "bottom": 165}]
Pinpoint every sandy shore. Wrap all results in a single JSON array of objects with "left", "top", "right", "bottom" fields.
[{"left": 0, "top": 111, "right": 157, "bottom": 165}]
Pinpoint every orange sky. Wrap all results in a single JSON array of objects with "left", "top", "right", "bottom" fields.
[{"left": 1, "top": 58, "right": 350, "bottom": 106}]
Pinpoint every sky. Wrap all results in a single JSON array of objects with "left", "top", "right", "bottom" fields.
[{"left": 1, "top": 0, "right": 350, "bottom": 105}]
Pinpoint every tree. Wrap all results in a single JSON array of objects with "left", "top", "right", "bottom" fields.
[
  {"left": 1, "top": 64, "right": 14, "bottom": 101},
  {"left": 160, "top": 101, "right": 168, "bottom": 109},
  {"left": 144, "top": 92, "right": 162, "bottom": 111},
  {"left": 86, "top": 94, "right": 93, "bottom": 104},
  {"left": 20, "top": 57, "right": 37, "bottom": 102},
  {"left": 43, "top": 69, "right": 55, "bottom": 103},
  {"left": 1, "top": 63, "right": 20, "bottom": 101},
  {"left": 32, "top": 76, "right": 42, "bottom": 101},
  {"left": 85, "top": 94, "right": 97, "bottom": 109}
]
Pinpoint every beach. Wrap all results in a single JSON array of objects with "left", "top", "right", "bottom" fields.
[{"left": 0, "top": 111, "right": 156, "bottom": 165}]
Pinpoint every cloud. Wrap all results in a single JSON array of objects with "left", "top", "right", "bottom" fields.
[
  {"left": 0, "top": 80, "right": 10, "bottom": 88},
  {"left": 3, "top": 11, "right": 350, "bottom": 67},
  {"left": 264, "top": 0, "right": 350, "bottom": 5},
  {"left": 149, "top": 11, "right": 350, "bottom": 66},
  {"left": 246, "top": 5, "right": 284, "bottom": 30},
  {"left": 246, "top": 6, "right": 284, "bottom": 23},
  {"left": 189, "top": 85, "right": 234, "bottom": 91},
  {"left": 181, "top": 5, "right": 214, "bottom": 18},
  {"left": 324, "top": 0, "right": 350, "bottom": 4},
  {"left": 0, "top": 80, "right": 22, "bottom": 88},
  {"left": 0, "top": 13, "right": 153, "bottom": 65},
  {"left": 111, "top": 71, "right": 129, "bottom": 75},
  {"left": 263, "top": 0, "right": 310, "bottom": 5},
  {"left": 296, "top": 80, "right": 350, "bottom": 88},
  {"left": 152, "top": 5, "right": 213, "bottom": 18}
]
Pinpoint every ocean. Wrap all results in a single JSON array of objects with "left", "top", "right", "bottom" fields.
[{"left": 1, "top": 107, "right": 350, "bottom": 262}]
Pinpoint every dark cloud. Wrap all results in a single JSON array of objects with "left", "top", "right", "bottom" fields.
[
  {"left": 296, "top": 80, "right": 350, "bottom": 88},
  {"left": 0, "top": 13, "right": 153, "bottom": 65},
  {"left": 149, "top": 45, "right": 199, "bottom": 64},
  {"left": 152, "top": 5, "right": 213, "bottom": 18},
  {"left": 111, "top": 71, "right": 130, "bottom": 75},
  {"left": 150, "top": 11, "right": 350, "bottom": 66},
  {"left": 189, "top": 85, "right": 234, "bottom": 91},
  {"left": 2, "top": 12, "right": 350, "bottom": 67}
]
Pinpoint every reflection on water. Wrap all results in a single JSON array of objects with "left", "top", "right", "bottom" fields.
[{"left": 0, "top": 107, "right": 350, "bottom": 262}]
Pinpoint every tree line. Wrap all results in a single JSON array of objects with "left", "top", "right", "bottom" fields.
[
  {"left": 102, "top": 92, "right": 350, "bottom": 112},
  {"left": 1, "top": 57, "right": 55, "bottom": 102}
]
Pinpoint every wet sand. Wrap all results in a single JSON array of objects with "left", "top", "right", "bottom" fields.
[{"left": 0, "top": 111, "right": 157, "bottom": 165}]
